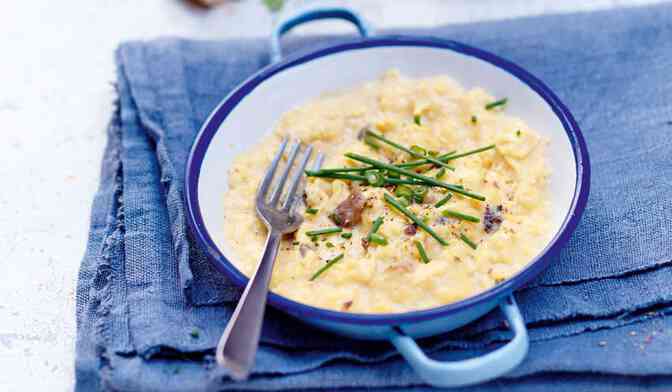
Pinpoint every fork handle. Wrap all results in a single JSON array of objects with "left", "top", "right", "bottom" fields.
[{"left": 216, "top": 229, "right": 282, "bottom": 380}]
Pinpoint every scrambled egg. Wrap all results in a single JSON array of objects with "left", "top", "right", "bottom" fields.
[{"left": 223, "top": 70, "right": 551, "bottom": 313}]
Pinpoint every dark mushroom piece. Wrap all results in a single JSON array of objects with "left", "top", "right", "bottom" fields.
[
  {"left": 483, "top": 204, "right": 504, "bottom": 234},
  {"left": 330, "top": 190, "right": 366, "bottom": 228}
]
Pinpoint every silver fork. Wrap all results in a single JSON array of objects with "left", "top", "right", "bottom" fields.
[{"left": 215, "top": 139, "right": 322, "bottom": 380}]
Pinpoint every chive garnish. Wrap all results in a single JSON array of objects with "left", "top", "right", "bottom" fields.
[
  {"left": 396, "top": 150, "right": 457, "bottom": 169},
  {"left": 308, "top": 150, "right": 458, "bottom": 175},
  {"left": 309, "top": 253, "right": 345, "bottom": 281},
  {"left": 305, "top": 171, "right": 368, "bottom": 182},
  {"left": 384, "top": 194, "right": 448, "bottom": 245},
  {"left": 460, "top": 233, "right": 478, "bottom": 250},
  {"left": 306, "top": 227, "right": 343, "bottom": 237},
  {"left": 435, "top": 167, "right": 446, "bottom": 179},
  {"left": 384, "top": 169, "right": 400, "bottom": 179},
  {"left": 442, "top": 209, "right": 480, "bottom": 223},
  {"left": 471, "top": 115, "right": 478, "bottom": 124},
  {"left": 413, "top": 114, "right": 422, "bottom": 125},
  {"left": 365, "top": 170, "right": 385, "bottom": 187},
  {"left": 434, "top": 194, "right": 452, "bottom": 208},
  {"left": 364, "top": 130, "right": 455, "bottom": 171},
  {"left": 414, "top": 241, "right": 430, "bottom": 264},
  {"left": 340, "top": 232, "right": 352, "bottom": 239},
  {"left": 441, "top": 145, "right": 496, "bottom": 162},
  {"left": 369, "top": 233, "right": 388, "bottom": 246},
  {"left": 305, "top": 170, "right": 428, "bottom": 187},
  {"left": 384, "top": 178, "right": 430, "bottom": 186},
  {"left": 370, "top": 216, "right": 384, "bottom": 233},
  {"left": 516, "top": 130, "right": 522, "bottom": 137},
  {"left": 485, "top": 98, "right": 508, "bottom": 110},
  {"left": 308, "top": 166, "right": 374, "bottom": 174},
  {"left": 412, "top": 186, "right": 428, "bottom": 203},
  {"left": 367, "top": 216, "right": 384, "bottom": 242},
  {"left": 326, "top": 241, "right": 335, "bottom": 248},
  {"left": 410, "top": 145, "right": 427, "bottom": 156},
  {"left": 305, "top": 208, "right": 319, "bottom": 215},
  {"left": 395, "top": 185, "right": 414, "bottom": 199},
  {"left": 346, "top": 153, "right": 486, "bottom": 201},
  {"left": 363, "top": 134, "right": 380, "bottom": 150},
  {"left": 398, "top": 197, "right": 411, "bottom": 207}
]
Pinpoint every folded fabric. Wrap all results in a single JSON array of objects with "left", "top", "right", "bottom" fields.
[{"left": 76, "top": 3, "right": 672, "bottom": 391}]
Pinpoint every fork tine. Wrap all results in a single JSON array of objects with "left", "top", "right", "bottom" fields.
[
  {"left": 257, "top": 139, "right": 287, "bottom": 201},
  {"left": 281, "top": 145, "right": 313, "bottom": 211},
  {"left": 268, "top": 141, "right": 300, "bottom": 206},
  {"left": 312, "top": 152, "right": 325, "bottom": 171}
]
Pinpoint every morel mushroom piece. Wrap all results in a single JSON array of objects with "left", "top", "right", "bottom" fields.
[
  {"left": 484, "top": 204, "right": 504, "bottom": 234},
  {"left": 330, "top": 190, "right": 366, "bottom": 228},
  {"left": 404, "top": 224, "right": 418, "bottom": 236}
]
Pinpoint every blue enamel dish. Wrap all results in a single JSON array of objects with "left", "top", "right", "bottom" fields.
[{"left": 185, "top": 7, "right": 590, "bottom": 388}]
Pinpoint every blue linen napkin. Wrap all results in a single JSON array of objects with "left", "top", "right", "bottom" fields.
[{"left": 76, "top": 3, "right": 672, "bottom": 391}]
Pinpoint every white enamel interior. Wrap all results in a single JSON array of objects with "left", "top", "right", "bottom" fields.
[{"left": 197, "top": 45, "right": 577, "bottom": 264}]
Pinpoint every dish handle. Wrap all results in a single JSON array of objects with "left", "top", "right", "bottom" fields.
[
  {"left": 270, "top": 6, "right": 372, "bottom": 63},
  {"left": 389, "top": 295, "right": 528, "bottom": 388}
]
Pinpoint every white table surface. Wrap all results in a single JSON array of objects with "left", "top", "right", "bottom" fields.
[{"left": 0, "top": 0, "right": 662, "bottom": 390}]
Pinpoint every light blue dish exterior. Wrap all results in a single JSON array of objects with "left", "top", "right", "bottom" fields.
[{"left": 268, "top": 7, "right": 529, "bottom": 388}]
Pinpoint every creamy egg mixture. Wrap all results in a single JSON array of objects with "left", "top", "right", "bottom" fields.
[{"left": 222, "top": 70, "right": 551, "bottom": 313}]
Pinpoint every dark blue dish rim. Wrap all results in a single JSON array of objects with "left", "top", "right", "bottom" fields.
[{"left": 184, "top": 36, "right": 591, "bottom": 326}]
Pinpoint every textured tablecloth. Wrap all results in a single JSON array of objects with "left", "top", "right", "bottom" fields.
[{"left": 76, "top": 3, "right": 672, "bottom": 391}]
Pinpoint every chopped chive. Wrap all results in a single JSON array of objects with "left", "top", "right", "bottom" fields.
[
  {"left": 369, "top": 233, "right": 388, "bottom": 246},
  {"left": 307, "top": 166, "right": 374, "bottom": 174},
  {"left": 326, "top": 241, "right": 335, "bottom": 248},
  {"left": 292, "top": 241, "right": 300, "bottom": 245},
  {"left": 516, "top": 130, "right": 522, "bottom": 137},
  {"left": 396, "top": 150, "right": 456, "bottom": 169},
  {"left": 306, "top": 227, "right": 343, "bottom": 237},
  {"left": 306, "top": 169, "right": 429, "bottom": 187},
  {"left": 190, "top": 328, "right": 200, "bottom": 339},
  {"left": 310, "top": 151, "right": 458, "bottom": 175},
  {"left": 346, "top": 153, "right": 486, "bottom": 201},
  {"left": 435, "top": 167, "right": 446, "bottom": 179},
  {"left": 364, "top": 130, "right": 455, "bottom": 171},
  {"left": 367, "top": 216, "right": 384, "bottom": 241},
  {"left": 485, "top": 98, "right": 508, "bottom": 110},
  {"left": 384, "top": 169, "right": 400, "bottom": 179},
  {"left": 395, "top": 184, "right": 414, "bottom": 199},
  {"left": 414, "top": 241, "right": 430, "bottom": 264},
  {"left": 340, "top": 232, "right": 352, "bottom": 239},
  {"left": 409, "top": 145, "right": 427, "bottom": 156},
  {"left": 460, "top": 233, "right": 478, "bottom": 250},
  {"left": 365, "top": 170, "right": 385, "bottom": 187},
  {"left": 471, "top": 115, "right": 478, "bottom": 124},
  {"left": 305, "top": 207, "right": 319, "bottom": 215},
  {"left": 305, "top": 170, "right": 368, "bottom": 182},
  {"left": 441, "top": 145, "right": 496, "bottom": 162},
  {"left": 385, "top": 177, "right": 430, "bottom": 186},
  {"left": 442, "top": 209, "right": 480, "bottom": 223},
  {"left": 398, "top": 197, "right": 411, "bottom": 207},
  {"left": 309, "top": 253, "right": 345, "bottom": 281},
  {"left": 434, "top": 194, "right": 452, "bottom": 208},
  {"left": 384, "top": 194, "right": 448, "bottom": 245},
  {"left": 413, "top": 114, "right": 422, "bottom": 126},
  {"left": 412, "top": 186, "right": 429, "bottom": 203},
  {"left": 363, "top": 134, "right": 380, "bottom": 150}
]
